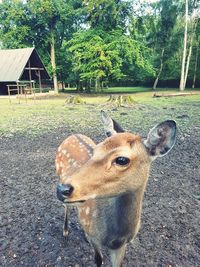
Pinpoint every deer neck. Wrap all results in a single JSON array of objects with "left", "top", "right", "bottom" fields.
[
  {"left": 109, "top": 185, "right": 146, "bottom": 237},
  {"left": 92, "top": 185, "right": 147, "bottom": 248}
]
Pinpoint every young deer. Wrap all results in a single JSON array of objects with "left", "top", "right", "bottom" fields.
[{"left": 56, "top": 111, "right": 176, "bottom": 267}]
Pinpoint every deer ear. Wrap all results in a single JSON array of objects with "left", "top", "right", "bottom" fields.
[
  {"left": 101, "top": 110, "right": 124, "bottom": 137},
  {"left": 144, "top": 120, "right": 176, "bottom": 159}
]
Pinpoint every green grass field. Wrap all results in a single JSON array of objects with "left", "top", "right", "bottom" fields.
[{"left": 0, "top": 87, "right": 199, "bottom": 137}]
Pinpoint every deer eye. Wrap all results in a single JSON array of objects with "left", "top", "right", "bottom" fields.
[{"left": 114, "top": 157, "right": 130, "bottom": 166}]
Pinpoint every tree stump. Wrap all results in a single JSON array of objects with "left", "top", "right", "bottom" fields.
[
  {"left": 107, "top": 95, "right": 135, "bottom": 107},
  {"left": 65, "top": 95, "right": 86, "bottom": 104}
]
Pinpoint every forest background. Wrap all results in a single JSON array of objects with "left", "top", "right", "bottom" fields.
[{"left": 0, "top": 0, "right": 199, "bottom": 93}]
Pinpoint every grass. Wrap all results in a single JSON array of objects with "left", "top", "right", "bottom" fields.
[
  {"left": 63, "top": 86, "right": 200, "bottom": 94},
  {"left": 103, "top": 87, "right": 174, "bottom": 94},
  {"left": 0, "top": 87, "right": 199, "bottom": 137}
]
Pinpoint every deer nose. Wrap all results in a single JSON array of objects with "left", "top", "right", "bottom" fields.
[{"left": 57, "top": 184, "right": 74, "bottom": 201}]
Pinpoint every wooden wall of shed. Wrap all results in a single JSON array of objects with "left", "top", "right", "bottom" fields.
[{"left": 0, "top": 82, "right": 9, "bottom": 95}]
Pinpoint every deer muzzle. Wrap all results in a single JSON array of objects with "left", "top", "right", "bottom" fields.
[{"left": 57, "top": 183, "right": 74, "bottom": 202}]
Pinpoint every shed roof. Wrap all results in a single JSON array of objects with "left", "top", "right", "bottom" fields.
[{"left": 0, "top": 47, "right": 50, "bottom": 82}]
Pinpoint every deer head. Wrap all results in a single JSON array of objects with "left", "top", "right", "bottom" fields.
[{"left": 56, "top": 111, "right": 176, "bottom": 203}]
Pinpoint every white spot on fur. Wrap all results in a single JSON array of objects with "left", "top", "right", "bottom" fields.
[
  {"left": 89, "top": 194, "right": 97, "bottom": 199},
  {"left": 72, "top": 161, "right": 78, "bottom": 167},
  {"left": 56, "top": 163, "right": 60, "bottom": 170},
  {"left": 85, "top": 207, "right": 90, "bottom": 215},
  {"left": 62, "top": 149, "right": 67, "bottom": 155}
]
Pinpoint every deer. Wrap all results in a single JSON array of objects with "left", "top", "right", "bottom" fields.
[{"left": 56, "top": 111, "right": 176, "bottom": 267}]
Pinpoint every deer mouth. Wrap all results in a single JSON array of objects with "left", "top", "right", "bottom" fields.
[
  {"left": 56, "top": 188, "right": 86, "bottom": 204},
  {"left": 63, "top": 199, "right": 86, "bottom": 204}
]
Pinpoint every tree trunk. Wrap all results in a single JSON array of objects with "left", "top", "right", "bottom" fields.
[
  {"left": 153, "top": 48, "right": 165, "bottom": 90},
  {"left": 184, "top": 21, "right": 197, "bottom": 89},
  {"left": 192, "top": 38, "right": 199, "bottom": 88},
  {"left": 95, "top": 78, "right": 100, "bottom": 92},
  {"left": 184, "top": 36, "right": 193, "bottom": 89},
  {"left": 179, "top": 0, "right": 188, "bottom": 91},
  {"left": 51, "top": 32, "right": 58, "bottom": 94},
  {"left": 89, "top": 78, "right": 92, "bottom": 90}
]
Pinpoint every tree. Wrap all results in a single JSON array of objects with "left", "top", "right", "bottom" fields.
[
  {"left": 184, "top": 19, "right": 198, "bottom": 88},
  {"left": 151, "top": 0, "right": 178, "bottom": 89},
  {"left": 0, "top": 0, "right": 84, "bottom": 93},
  {"left": 179, "top": 0, "right": 189, "bottom": 91},
  {"left": 0, "top": 0, "right": 31, "bottom": 48},
  {"left": 179, "top": 0, "right": 199, "bottom": 91},
  {"left": 192, "top": 35, "right": 199, "bottom": 88},
  {"left": 26, "top": 0, "right": 70, "bottom": 93},
  {"left": 0, "top": 0, "right": 199, "bottom": 90},
  {"left": 68, "top": 29, "right": 121, "bottom": 92},
  {"left": 83, "top": 0, "right": 132, "bottom": 31},
  {"left": 68, "top": 28, "right": 154, "bottom": 91}
]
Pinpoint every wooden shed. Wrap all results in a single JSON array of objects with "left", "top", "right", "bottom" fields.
[{"left": 0, "top": 47, "right": 51, "bottom": 95}]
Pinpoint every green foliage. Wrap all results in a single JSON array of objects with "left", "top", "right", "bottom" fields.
[
  {"left": 25, "top": 0, "right": 83, "bottom": 75},
  {"left": 0, "top": 0, "right": 199, "bottom": 89},
  {"left": 0, "top": 0, "right": 31, "bottom": 48},
  {"left": 67, "top": 29, "right": 154, "bottom": 91},
  {"left": 68, "top": 29, "right": 122, "bottom": 84},
  {"left": 83, "top": 0, "right": 131, "bottom": 31}
]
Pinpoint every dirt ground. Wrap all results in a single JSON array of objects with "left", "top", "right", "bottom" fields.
[{"left": 0, "top": 114, "right": 200, "bottom": 267}]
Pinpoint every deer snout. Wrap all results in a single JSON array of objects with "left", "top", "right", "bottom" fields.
[{"left": 57, "top": 183, "right": 74, "bottom": 202}]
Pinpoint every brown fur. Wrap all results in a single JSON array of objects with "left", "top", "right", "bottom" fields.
[
  {"left": 56, "top": 133, "right": 151, "bottom": 202},
  {"left": 56, "top": 119, "right": 176, "bottom": 267},
  {"left": 56, "top": 133, "right": 151, "bottom": 250},
  {"left": 55, "top": 134, "right": 96, "bottom": 181}
]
